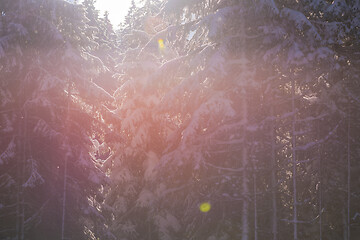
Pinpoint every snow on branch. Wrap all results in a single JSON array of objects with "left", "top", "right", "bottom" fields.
[
  {"left": 136, "top": 189, "right": 155, "bottom": 208},
  {"left": 33, "top": 118, "right": 61, "bottom": 140},
  {"left": 181, "top": 92, "right": 235, "bottom": 144},
  {"left": 23, "top": 158, "right": 44, "bottom": 188},
  {"left": 295, "top": 113, "right": 328, "bottom": 123},
  {"left": 0, "top": 137, "right": 16, "bottom": 165},
  {"left": 204, "top": 161, "right": 244, "bottom": 172},
  {"left": 281, "top": 7, "right": 321, "bottom": 41},
  {"left": 0, "top": 173, "right": 16, "bottom": 188},
  {"left": 295, "top": 120, "right": 341, "bottom": 151},
  {"left": 157, "top": 55, "right": 189, "bottom": 75},
  {"left": 196, "top": 6, "right": 239, "bottom": 39},
  {"left": 259, "top": 0, "right": 279, "bottom": 15},
  {"left": 87, "top": 81, "right": 114, "bottom": 102},
  {"left": 8, "top": 23, "right": 28, "bottom": 37},
  {"left": 155, "top": 211, "right": 181, "bottom": 240},
  {"left": 24, "top": 199, "right": 49, "bottom": 226},
  {"left": 123, "top": 29, "right": 151, "bottom": 45},
  {"left": 281, "top": 208, "right": 324, "bottom": 224},
  {"left": 345, "top": 87, "right": 360, "bottom": 104},
  {"left": 138, "top": 24, "right": 178, "bottom": 56},
  {"left": 0, "top": 112, "right": 14, "bottom": 132},
  {"left": 82, "top": 51, "right": 109, "bottom": 72},
  {"left": 0, "top": 36, "right": 11, "bottom": 58}
]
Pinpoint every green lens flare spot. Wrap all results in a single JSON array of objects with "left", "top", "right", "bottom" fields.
[{"left": 199, "top": 202, "right": 211, "bottom": 212}]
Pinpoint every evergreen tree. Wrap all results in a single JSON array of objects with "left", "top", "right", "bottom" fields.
[{"left": 0, "top": 0, "right": 114, "bottom": 239}]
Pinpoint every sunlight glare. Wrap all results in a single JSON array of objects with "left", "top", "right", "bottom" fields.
[{"left": 95, "top": 0, "right": 132, "bottom": 26}]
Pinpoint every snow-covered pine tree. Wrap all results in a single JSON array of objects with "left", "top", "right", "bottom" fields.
[
  {"left": 98, "top": 0, "right": 360, "bottom": 239},
  {"left": 82, "top": 0, "right": 119, "bottom": 95},
  {"left": 102, "top": 0, "right": 360, "bottom": 239},
  {"left": 258, "top": 1, "right": 335, "bottom": 238},
  {"left": 146, "top": 1, "right": 259, "bottom": 239},
  {"left": 256, "top": 1, "right": 360, "bottom": 240},
  {"left": 100, "top": 1, "right": 168, "bottom": 239},
  {"left": 0, "top": 0, "right": 114, "bottom": 239},
  {"left": 3, "top": 0, "right": 355, "bottom": 239}
]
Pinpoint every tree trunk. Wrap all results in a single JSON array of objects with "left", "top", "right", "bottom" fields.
[
  {"left": 16, "top": 109, "right": 26, "bottom": 240},
  {"left": 318, "top": 124, "right": 322, "bottom": 240},
  {"left": 20, "top": 111, "right": 26, "bottom": 240},
  {"left": 291, "top": 78, "right": 298, "bottom": 240},
  {"left": 240, "top": 7, "right": 249, "bottom": 240},
  {"left": 343, "top": 207, "right": 347, "bottom": 240},
  {"left": 254, "top": 171, "right": 258, "bottom": 240},
  {"left": 61, "top": 84, "right": 71, "bottom": 240},
  {"left": 270, "top": 103, "right": 278, "bottom": 240},
  {"left": 241, "top": 90, "right": 249, "bottom": 240},
  {"left": 61, "top": 152, "right": 68, "bottom": 240},
  {"left": 347, "top": 109, "right": 351, "bottom": 240},
  {"left": 16, "top": 120, "right": 22, "bottom": 240},
  {"left": 16, "top": 117, "right": 21, "bottom": 240}
]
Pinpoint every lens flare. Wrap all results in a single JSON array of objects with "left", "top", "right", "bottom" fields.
[
  {"left": 199, "top": 202, "right": 211, "bottom": 212},
  {"left": 158, "top": 38, "right": 165, "bottom": 50}
]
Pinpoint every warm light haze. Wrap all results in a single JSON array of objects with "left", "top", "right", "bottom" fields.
[{"left": 1, "top": 1, "right": 359, "bottom": 240}]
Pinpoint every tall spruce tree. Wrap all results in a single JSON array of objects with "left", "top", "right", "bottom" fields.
[{"left": 0, "top": 0, "right": 114, "bottom": 239}]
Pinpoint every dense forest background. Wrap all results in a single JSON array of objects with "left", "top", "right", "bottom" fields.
[{"left": 1, "top": 0, "right": 360, "bottom": 239}]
